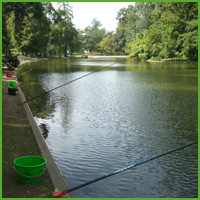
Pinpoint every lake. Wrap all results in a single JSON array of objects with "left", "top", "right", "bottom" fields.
[{"left": 18, "top": 57, "right": 198, "bottom": 198}]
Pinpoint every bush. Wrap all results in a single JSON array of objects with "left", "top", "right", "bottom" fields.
[
  {"left": 138, "top": 53, "right": 148, "bottom": 60},
  {"left": 150, "top": 56, "right": 161, "bottom": 61},
  {"left": 2, "top": 54, "right": 20, "bottom": 70}
]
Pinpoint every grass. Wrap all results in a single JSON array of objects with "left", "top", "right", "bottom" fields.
[{"left": 162, "top": 58, "right": 190, "bottom": 62}]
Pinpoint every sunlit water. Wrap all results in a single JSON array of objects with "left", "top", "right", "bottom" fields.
[{"left": 19, "top": 58, "right": 198, "bottom": 198}]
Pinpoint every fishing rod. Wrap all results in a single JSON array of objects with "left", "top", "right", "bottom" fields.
[
  {"left": 15, "top": 68, "right": 33, "bottom": 79},
  {"left": 16, "top": 77, "right": 38, "bottom": 87},
  {"left": 16, "top": 59, "right": 52, "bottom": 79},
  {"left": 17, "top": 58, "right": 83, "bottom": 87},
  {"left": 23, "top": 60, "right": 126, "bottom": 104},
  {"left": 16, "top": 59, "right": 71, "bottom": 87},
  {"left": 17, "top": 58, "right": 87, "bottom": 87},
  {"left": 53, "top": 140, "right": 197, "bottom": 198}
]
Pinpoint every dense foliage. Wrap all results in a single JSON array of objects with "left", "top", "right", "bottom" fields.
[
  {"left": 2, "top": 54, "right": 20, "bottom": 69},
  {"left": 2, "top": 2, "right": 80, "bottom": 58},
  {"left": 84, "top": 18, "right": 107, "bottom": 53},
  {"left": 3, "top": 2, "right": 50, "bottom": 57},
  {"left": 2, "top": 2, "right": 198, "bottom": 61},
  {"left": 124, "top": 2, "right": 198, "bottom": 60}
]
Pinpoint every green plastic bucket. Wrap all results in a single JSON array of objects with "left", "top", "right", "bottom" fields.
[
  {"left": 8, "top": 81, "right": 16, "bottom": 87},
  {"left": 14, "top": 156, "right": 47, "bottom": 184}
]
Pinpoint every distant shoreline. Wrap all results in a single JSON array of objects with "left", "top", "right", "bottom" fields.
[
  {"left": 88, "top": 55, "right": 127, "bottom": 58},
  {"left": 147, "top": 59, "right": 198, "bottom": 64},
  {"left": 16, "top": 56, "right": 197, "bottom": 67}
]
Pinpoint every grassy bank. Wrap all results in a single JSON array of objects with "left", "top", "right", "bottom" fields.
[{"left": 147, "top": 58, "right": 198, "bottom": 64}]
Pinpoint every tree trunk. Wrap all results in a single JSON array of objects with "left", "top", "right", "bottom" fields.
[
  {"left": 64, "top": 45, "right": 67, "bottom": 57},
  {"left": 4, "top": 49, "right": 7, "bottom": 56},
  {"left": 8, "top": 49, "right": 11, "bottom": 56}
]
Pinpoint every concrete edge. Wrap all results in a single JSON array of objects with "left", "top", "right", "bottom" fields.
[{"left": 16, "top": 74, "right": 71, "bottom": 198}]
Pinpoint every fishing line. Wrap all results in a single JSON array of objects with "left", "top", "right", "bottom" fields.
[
  {"left": 17, "top": 58, "right": 78, "bottom": 87},
  {"left": 23, "top": 59, "right": 126, "bottom": 104},
  {"left": 53, "top": 140, "right": 197, "bottom": 198},
  {"left": 16, "top": 59, "right": 52, "bottom": 79},
  {"left": 16, "top": 59, "right": 70, "bottom": 87}
]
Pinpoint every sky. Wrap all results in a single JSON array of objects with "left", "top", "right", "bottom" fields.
[{"left": 52, "top": 2, "right": 135, "bottom": 32}]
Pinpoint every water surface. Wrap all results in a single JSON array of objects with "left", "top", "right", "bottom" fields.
[{"left": 19, "top": 58, "right": 198, "bottom": 198}]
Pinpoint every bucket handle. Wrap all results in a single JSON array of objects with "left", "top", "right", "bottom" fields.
[{"left": 14, "top": 165, "right": 47, "bottom": 179}]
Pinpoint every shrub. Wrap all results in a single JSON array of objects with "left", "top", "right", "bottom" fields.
[
  {"left": 2, "top": 54, "right": 20, "bottom": 70},
  {"left": 138, "top": 53, "right": 148, "bottom": 60}
]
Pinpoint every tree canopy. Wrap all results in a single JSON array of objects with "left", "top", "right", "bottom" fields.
[
  {"left": 84, "top": 18, "right": 106, "bottom": 53},
  {"left": 2, "top": 2, "right": 80, "bottom": 57},
  {"left": 2, "top": 2, "right": 198, "bottom": 61},
  {"left": 125, "top": 2, "right": 198, "bottom": 60}
]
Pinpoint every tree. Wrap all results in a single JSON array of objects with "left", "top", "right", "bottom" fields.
[
  {"left": 2, "top": 2, "right": 81, "bottom": 58},
  {"left": 116, "top": 3, "right": 155, "bottom": 46},
  {"left": 50, "top": 2, "right": 76, "bottom": 57},
  {"left": 114, "top": 28, "right": 126, "bottom": 54},
  {"left": 126, "top": 2, "right": 198, "bottom": 61},
  {"left": 178, "top": 20, "right": 198, "bottom": 60},
  {"left": 115, "top": 5, "right": 134, "bottom": 52},
  {"left": 126, "top": 31, "right": 149, "bottom": 59},
  {"left": 42, "top": 2, "right": 57, "bottom": 24},
  {"left": 67, "top": 27, "right": 81, "bottom": 55},
  {"left": 97, "top": 35, "right": 116, "bottom": 55},
  {"left": 116, "top": 5, "right": 134, "bottom": 28},
  {"left": 20, "top": 12, "right": 50, "bottom": 56},
  {"left": 3, "top": 2, "right": 51, "bottom": 57},
  {"left": 2, "top": 2, "right": 27, "bottom": 55},
  {"left": 114, "top": 3, "right": 155, "bottom": 54},
  {"left": 88, "top": 18, "right": 102, "bottom": 30},
  {"left": 84, "top": 19, "right": 106, "bottom": 53}
]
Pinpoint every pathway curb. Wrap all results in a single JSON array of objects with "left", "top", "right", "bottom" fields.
[{"left": 16, "top": 72, "right": 71, "bottom": 198}]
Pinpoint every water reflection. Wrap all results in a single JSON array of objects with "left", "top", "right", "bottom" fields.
[
  {"left": 39, "top": 123, "right": 49, "bottom": 139},
  {"left": 19, "top": 58, "right": 198, "bottom": 198}
]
